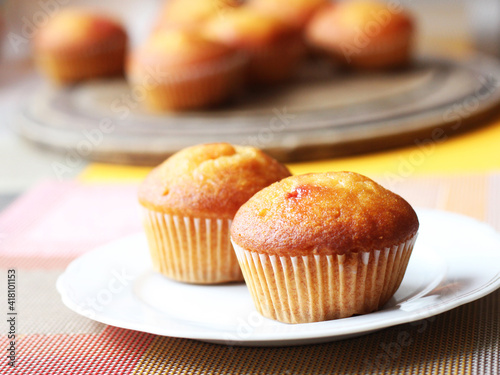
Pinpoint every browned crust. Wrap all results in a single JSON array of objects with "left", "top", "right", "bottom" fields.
[
  {"left": 202, "top": 7, "right": 300, "bottom": 49},
  {"left": 231, "top": 171, "right": 419, "bottom": 256},
  {"left": 138, "top": 143, "right": 291, "bottom": 219},
  {"left": 155, "top": 0, "right": 242, "bottom": 30},
  {"left": 127, "top": 30, "right": 238, "bottom": 72},
  {"left": 248, "top": 0, "right": 329, "bottom": 29},
  {"left": 34, "top": 10, "right": 127, "bottom": 56}
]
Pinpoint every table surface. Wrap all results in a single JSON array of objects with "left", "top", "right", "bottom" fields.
[{"left": 1, "top": 3, "right": 500, "bottom": 374}]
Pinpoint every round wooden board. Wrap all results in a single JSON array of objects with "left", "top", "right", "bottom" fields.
[{"left": 15, "top": 54, "right": 500, "bottom": 165}]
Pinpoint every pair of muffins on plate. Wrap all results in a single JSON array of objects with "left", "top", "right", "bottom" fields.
[{"left": 138, "top": 143, "right": 419, "bottom": 324}]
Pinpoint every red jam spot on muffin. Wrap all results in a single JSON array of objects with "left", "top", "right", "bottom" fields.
[{"left": 285, "top": 185, "right": 310, "bottom": 199}]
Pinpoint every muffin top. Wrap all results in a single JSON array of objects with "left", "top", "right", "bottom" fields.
[
  {"left": 231, "top": 171, "right": 419, "bottom": 256},
  {"left": 127, "top": 30, "right": 241, "bottom": 83},
  {"left": 202, "top": 7, "right": 295, "bottom": 48},
  {"left": 34, "top": 9, "right": 126, "bottom": 55},
  {"left": 138, "top": 143, "right": 291, "bottom": 219},
  {"left": 155, "top": 0, "right": 242, "bottom": 30},
  {"left": 248, "top": 0, "right": 328, "bottom": 28},
  {"left": 129, "top": 29, "right": 236, "bottom": 69},
  {"left": 306, "top": 1, "right": 413, "bottom": 49}
]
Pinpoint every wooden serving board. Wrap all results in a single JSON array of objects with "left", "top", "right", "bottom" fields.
[{"left": 15, "top": 54, "right": 500, "bottom": 165}]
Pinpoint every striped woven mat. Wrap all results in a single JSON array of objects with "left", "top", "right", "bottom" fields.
[{"left": 0, "top": 173, "right": 499, "bottom": 374}]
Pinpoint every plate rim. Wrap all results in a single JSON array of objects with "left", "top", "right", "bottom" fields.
[{"left": 56, "top": 208, "right": 500, "bottom": 345}]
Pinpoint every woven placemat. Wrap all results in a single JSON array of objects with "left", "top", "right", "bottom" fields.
[{"left": 0, "top": 174, "right": 499, "bottom": 374}]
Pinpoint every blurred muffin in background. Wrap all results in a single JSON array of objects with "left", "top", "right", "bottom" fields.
[
  {"left": 202, "top": 7, "right": 306, "bottom": 85},
  {"left": 126, "top": 29, "right": 246, "bottom": 111},
  {"left": 248, "top": 0, "right": 328, "bottom": 30},
  {"left": 306, "top": 1, "right": 415, "bottom": 69},
  {"left": 33, "top": 9, "right": 127, "bottom": 85},
  {"left": 155, "top": 0, "right": 243, "bottom": 31}
]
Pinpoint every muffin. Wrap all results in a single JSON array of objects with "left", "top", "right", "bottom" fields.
[
  {"left": 138, "top": 143, "right": 291, "bottom": 284},
  {"left": 155, "top": 0, "right": 242, "bottom": 31},
  {"left": 306, "top": 1, "right": 415, "bottom": 69},
  {"left": 248, "top": 0, "right": 328, "bottom": 29},
  {"left": 202, "top": 7, "right": 305, "bottom": 85},
  {"left": 231, "top": 171, "right": 419, "bottom": 323},
  {"left": 126, "top": 29, "right": 246, "bottom": 111},
  {"left": 33, "top": 9, "right": 127, "bottom": 85}
]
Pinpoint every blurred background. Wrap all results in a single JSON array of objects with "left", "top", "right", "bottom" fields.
[
  {"left": 1, "top": 0, "right": 499, "bottom": 207},
  {"left": 3, "top": 0, "right": 493, "bottom": 59}
]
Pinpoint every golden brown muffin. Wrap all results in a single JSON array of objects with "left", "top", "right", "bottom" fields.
[
  {"left": 33, "top": 9, "right": 127, "bottom": 85},
  {"left": 248, "top": 0, "right": 328, "bottom": 29},
  {"left": 155, "top": 0, "right": 242, "bottom": 31},
  {"left": 202, "top": 7, "right": 305, "bottom": 84},
  {"left": 231, "top": 171, "right": 419, "bottom": 323},
  {"left": 139, "top": 143, "right": 291, "bottom": 284},
  {"left": 126, "top": 29, "right": 246, "bottom": 111},
  {"left": 306, "top": 1, "right": 414, "bottom": 69}
]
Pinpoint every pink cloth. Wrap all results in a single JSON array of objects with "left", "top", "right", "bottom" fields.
[{"left": 0, "top": 181, "right": 142, "bottom": 267}]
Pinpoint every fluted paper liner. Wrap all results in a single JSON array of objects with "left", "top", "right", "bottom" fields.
[
  {"left": 232, "top": 234, "right": 417, "bottom": 323},
  {"left": 349, "top": 30, "right": 412, "bottom": 56},
  {"left": 128, "top": 53, "right": 247, "bottom": 111},
  {"left": 36, "top": 36, "right": 127, "bottom": 84},
  {"left": 334, "top": 29, "right": 412, "bottom": 68},
  {"left": 143, "top": 208, "right": 243, "bottom": 284}
]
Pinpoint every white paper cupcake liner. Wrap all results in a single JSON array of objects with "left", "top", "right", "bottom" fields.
[
  {"left": 143, "top": 208, "right": 243, "bottom": 284},
  {"left": 232, "top": 234, "right": 417, "bottom": 323},
  {"left": 36, "top": 44, "right": 126, "bottom": 84}
]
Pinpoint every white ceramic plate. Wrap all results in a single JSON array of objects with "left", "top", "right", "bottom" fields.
[{"left": 57, "top": 209, "right": 500, "bottom": 346}]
